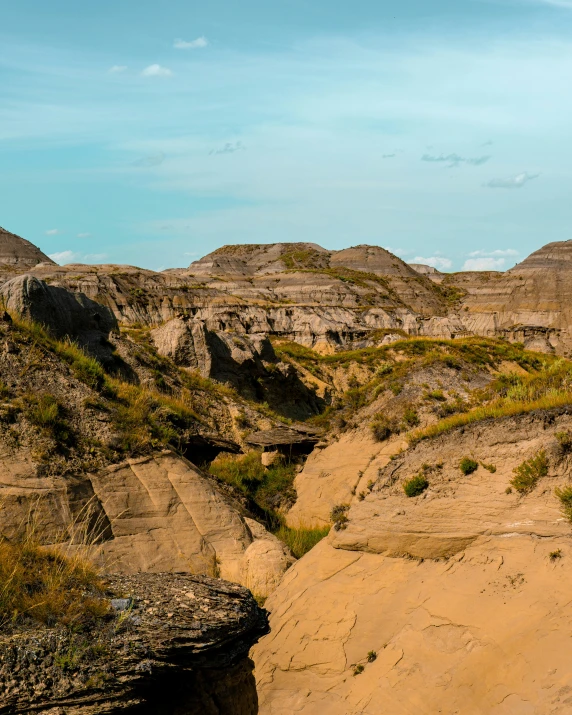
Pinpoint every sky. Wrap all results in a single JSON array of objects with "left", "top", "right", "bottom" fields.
[{"left": 2, "top": 0, "right": 572, "bottom": 272}]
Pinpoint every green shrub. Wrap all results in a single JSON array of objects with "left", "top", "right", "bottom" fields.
[
  {"left": 23, "top": 393, "right": 74, "bottom": 449},
  {"left": 403, "top": 474, "right": 429, "bottom": 497},
  {"left": 370, "top": 414, "right": 398, "bottom": 442},
  {"left": 402, "top": 407, "right": 420, "bottom": 428},
  {"left": 555, "top": 485, "right": 572, "bottom": 521},
  {"left": 367, "top": 650, "right": 377, "bottom": 662},
  {"left": 424, "top": 389, "right": 446, "bottom": 402},
  {"left": 331, "top": 504, "right": 350, "bottom": 530},
  {"left": 459, "top": 457, "right": 478, "bottom": 476},
  {"left": 555, "top": 431, "right": 572, "bottom": 453},
  {"left": 511, "top": 450, "right": 549, "bottom": 493},
  {"left": 549, "top": 549, "right": 563, "bottom": 561},
  {"left": 481, "top": 462, "right": 497, "bottom": 473}
]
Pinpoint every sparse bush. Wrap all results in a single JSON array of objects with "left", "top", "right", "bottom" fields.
[
  {"left": 555, "top": 431, "right": 572, "bottom": 453},
  {"left": 331, "top": 504, "right": 350, "bottom": 530},
  {"left": 424, "top": 389, "right": 446, "bottom": 402},
  {"left": 481, "top": 462, "right": 497, "bottom": 473},
  {"left": 389, "top": 382, "right": 403, "bottom": 396},
  {"left": 403, "top": 474, "right": 429, "bottom": 498},
  {"left": 370, "top": 414, "right": 399, "bottom": 442},
  {"left": 511, "top": 450, "right": 549, "bottom": 493},
  {"left": 353, "top": 664, "right": 364, "bottom": 676},
  {"left": 235, "top": 412, "right": 251, "bottom": 429},
  {"left": 555, "top": 485, "right": 572, "bottom": 521},
  {"left": 367, "top": 650, "right": 377, "bottom": 662},
  {"left": 402, "top": 407, "right": 420, "bottom": 429},
  {"left": 23, "top": 393, "right": 74, "bottom": 449},
  {"left": 549, "top": 549, "right": 563, "bottom": 561},
  {"left": 459, "top": 457, "right": 478, "bottom": 476}
]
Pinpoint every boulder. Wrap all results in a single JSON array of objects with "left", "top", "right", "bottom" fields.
[
  {"left": 0, "top": 274, "right": 117, "bottom": 359},
  {"left": 0, "top": 572, "right": 268, "bottom": 714}
]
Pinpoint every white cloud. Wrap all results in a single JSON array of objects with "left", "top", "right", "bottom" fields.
[
  {"left": 108, "top": 65, "right": 127, "bottom": 74},
  {"left": 462, "top": 257, "right": 506, "bottom": 271},
  {"left": 83, "top": 253, "right": 108, "bottom": 262},
  {"left": 48, "top": 250, "right": 79, "bottom": 264},
  {"left": 45, "top": 228, "right": 59, "bottom": 235},
  {"left": 412, "top": 255, "right": 453, "bottom": 270},
  {"left": 468, "top": 248, "right": 519, "bottom": 257},
  {"left": 484, "top": 172, "right": 539, "bottom": 189},
  {"left": 76, "top": 232, "right": 92, "bottom": 238},
  {"left": 174, "top": 37, "right": 208, "bottom": 50},
  {"left": 141, "top": 64, "right": 173, "bottom": 77}
]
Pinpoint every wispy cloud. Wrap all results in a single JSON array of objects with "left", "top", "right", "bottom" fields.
[
  {"left": 463, "top": 257, "right": 507, "bottom": 271},
  {"left": 412, "top": 255, "right": 452, "bottom": 270},
  {"left": 108, "top": 65, "right": 127, "bottom": 74},
  {"left": 468, "top": 248, "right": 519, "bottom": 257},
  {"left": 141, "top": 64, "right": 172, "bottom": 77},
  {"left": 422, "top": 153, "right": 491, "bottom": 168},
  {"left": 77, "top": 232, "right": 92, "bottom": 238},
  {"left": 484, "top": 172, "right": 539, "bottom": 189},
  {"left": 48, "top": 250, "right": 107, "bottom": 264},
  {"left": 174, "top": 37, "right": 208, "bottom": 50},
  {"left": 209, "top": 141, "right": 246, "bottom": 156},
  {"left": 48, "top": 250, "right": 78, "bottom": 264},
  {"left": 45, "top": 228, "right": 59, "bottom": 235},
  {"left": 132, "top": 152, "right": 165, "bottom": 168}
]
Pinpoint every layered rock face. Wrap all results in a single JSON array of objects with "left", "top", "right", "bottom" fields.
[
  {"left": 0, "top": 226, "right": 54, "bottom": 268},
  {"left": 253, "top": 409, "right": 572, "bottom": 714},
  {"left": 0, "top": 572, "right": 268, "bottom": 714},
  {"left": 1, "top": 451, "right": 294, "bottom": 598}
]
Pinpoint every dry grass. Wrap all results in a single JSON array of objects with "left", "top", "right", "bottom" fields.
[
  {"left": 0, "top": 536, "right": 108, "bottom": 629},
  {"left": 274, "top": 525, "right": 330, "bottom": 559}
]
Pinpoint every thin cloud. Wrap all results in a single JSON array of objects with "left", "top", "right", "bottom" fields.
[
  {"left": 109, "top": 65, "right": 127, "bottom": 74},
  {"left": 84, "top": 253, "right": 107, "bottom": 262},
  {"left": 412, "top": 255, "right": 452, "bottom": 270},
  {"left": 468, "top": 249, "right": 519, "bottom": 257},
  {"left": 174, "top": 37, "right": 208, "bottom": 49},
  {"left": 132, "top": 152, "right": 165, "bottom": 168},
  {"left": 48, "top": 250, "right": 79, "bottom": 264},
  {"left": 382, "top": 154, "right": 396, "bottom": 159},
  {"left": 76, "top": 232, "right": 92, "bottom": 238},
  {"left": 463, "top": 257, "right": 506, "bottom": 271},
  {"left": 422, "top": 153, "right": 491, "bottom": 168},
  {"left": 45, "top": 228, "right": 59, "bottom": 235},
  {"left": 141, "top": 64, "right": 173, "bottom": 77},
  {"left": 484, "top": 172, "right": 539, "bottom": 189},
  {"left": 209, "top": 141, "right": 246, "bottom": 155}
]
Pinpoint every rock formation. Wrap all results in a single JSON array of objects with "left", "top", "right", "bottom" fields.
[
  {"left": 0, "top": 572, "right": 268, "bottom": 714},
  {"left": 0, "top": 226, "right": 54, "bottom": 269},
  {"left": 252, "top": 409, "right": 572, "bottom": 714}
]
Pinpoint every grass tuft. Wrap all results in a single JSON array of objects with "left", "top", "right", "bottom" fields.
[
  {"left": 511, "top": 450, "right": 549, "bottom": 493},
  {"left": 403, "top": 474, "right": 429, "bottom": 497}
]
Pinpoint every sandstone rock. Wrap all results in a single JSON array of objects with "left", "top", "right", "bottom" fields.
[
  {"left": 253, "top": 409, "right": 572, "bottom": 714},
  {"left": 0, "top": 572, "right": 268, "bottom": 714},
  {"left": 0, "top": 451, "right": 293, "bottom": 598}
]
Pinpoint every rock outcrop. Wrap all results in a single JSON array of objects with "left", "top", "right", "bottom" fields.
[
  {"left": 0, "top": 572, "right": 269, "bottom": 714},
  {"left": 0, "top": 274, "right": 118, "bottom": 360},
  {"left": 0, "top": 226, "right": 54, "bottom": 269},
  {"left": 0, "top": 451, "right": 294, "bottom": 598},
  {"left": 252, "top": 409, "right": 572, "bottom": 714}
]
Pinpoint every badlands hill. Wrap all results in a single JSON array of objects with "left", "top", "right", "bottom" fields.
[{"left": 3, "top": 227, "right": 572, "bottom": 712}]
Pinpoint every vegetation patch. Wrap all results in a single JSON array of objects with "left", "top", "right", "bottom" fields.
[
  {"left": 331, "top": 504, "right": 350, "bottom": 530},
  {"left": 510, "top": 450, "right": 549, "bottom": 493},
  {"left": 403, "top": 474, "right": 429, "bottom": 497},
  {"left": 0, "top": 538, "right": 108, "bottom": 629},
  {"left": 555, "top": 485, "right": 572, "bottom": 522},
  {"left": 459, "top": 457, "right": 478, "bottom": 476},
  {"left": 274, "top": 525, "right": 330, "bottom": 559}
]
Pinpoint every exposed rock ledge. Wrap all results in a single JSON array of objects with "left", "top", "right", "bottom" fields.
[{"left": 0, "top": 572, "right": 269, "bottom": 715}]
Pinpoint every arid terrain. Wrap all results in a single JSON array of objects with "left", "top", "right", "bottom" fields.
[{"left": 2, "top": 224, "right": 572, "bottom": 714}]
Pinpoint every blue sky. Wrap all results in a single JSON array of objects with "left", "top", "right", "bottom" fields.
[{"left": 2, "top": 0, "right": 572, "bottom": 271}]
